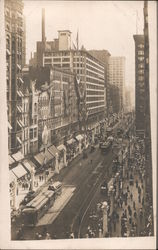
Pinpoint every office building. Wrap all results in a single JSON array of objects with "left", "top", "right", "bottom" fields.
[
  {"left": 5, "top": 0, "right": 26, "bottom": 154},
  {"left": 133, "top": 34, "right": 145, "bottom": 137},
  {"left": 108, "top": 56, "right": 125, "bottom": 113}
]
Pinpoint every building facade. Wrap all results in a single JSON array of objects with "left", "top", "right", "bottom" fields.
[
  {"left": 5, "top": 0, "right": 26, "bottom": 154},
  {"left": 108, "top": 57, "right": 125, "bottom": 113},
  {"left": 29, "top": 66, "right": 79, "bottom": 148},
  {"left": 133, "top": 35, "right": 145, "bottom": 137},
  {"left": 43, "top": 31, "right": 106, "bottom": 133},
  {"left": 88, "top": 50, "right": 111, "bottom": 116}
]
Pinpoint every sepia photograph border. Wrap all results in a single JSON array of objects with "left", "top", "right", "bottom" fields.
[{"left": 0, "top": 0, "right": 157, "bottom": 249}]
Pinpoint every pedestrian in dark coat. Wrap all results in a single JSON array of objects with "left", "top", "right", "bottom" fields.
[
  {"left": 130, "top": 193, "right": 133, "bottom": 201},
  {"left": 138, "top": 194, "right": 141, "bottom": 203},
  {"left": 133, "top": 201, "right": 136, "bottom": 210}
]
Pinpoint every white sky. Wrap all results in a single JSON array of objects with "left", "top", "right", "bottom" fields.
[{"left": 23, "top": 0, "right": 156, "bottom": 90}]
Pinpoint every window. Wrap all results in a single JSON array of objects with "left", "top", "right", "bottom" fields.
[
  {"left": 30, "top": 128, "right": 33, "bottom": 139},
  {"left": 34, "top": 128, "right": 37, "bottom": 138},
  {"left": 138, "top": 50, "right": 144, "bottom": 56}
]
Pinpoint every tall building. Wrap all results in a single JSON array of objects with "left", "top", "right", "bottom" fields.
[
  {"left": 133, "top": 34, "right": 145, "bottom": 137},
  {"left": 108, "top": 84, "right": 120, "bottom": 114},
  {"left": 5, "top": 0, "right": 26, "bottom": 154},
  {"left": 28, "top": 66, "right": 79, "bottom": 147},
  {"left": 143, "top": 0, "right": 153, "bottom": 234},
  {"left": 88, "top": 50, "right": 111, "bottom": 116},
  {"left": 108, "top": 57, "right": 125, "bottom": 113}
]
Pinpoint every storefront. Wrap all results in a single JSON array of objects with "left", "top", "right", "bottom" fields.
[
  {"left": 66, "top": 138, "right": 78, "bottom": 162},
  {"left": 34, "top": 149, "right": 55, "bottom": 177},
  {"left": 48, "top": 145, "right": 60, "bottom": 174},
  {"left": 57, "top": 144, "right": 67, "bottom": 170},
  {"left": 75, "top": 134, "right": 84, "bottom": 153}
]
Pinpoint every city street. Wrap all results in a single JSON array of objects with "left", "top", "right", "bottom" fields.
[{"left": 12, "top": 134, "right": 121, "bottom": 240}]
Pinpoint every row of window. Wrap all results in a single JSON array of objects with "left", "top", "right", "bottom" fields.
[
  {"left": 86, "top": 90, "right": 105, "bottom": 96},
  {"left": 87, "top": 101, "right": 105, "bottom": 108},
  {"left": 86, "top": 96, "right": 104, "bottom": 102},
  {"left": 86, "top": 83, "right": 104, "bottom": 90}
]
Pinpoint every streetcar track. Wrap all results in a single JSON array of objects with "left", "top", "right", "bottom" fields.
[{"left": 71, "top": 151, "right": 114, "bottom": 236}]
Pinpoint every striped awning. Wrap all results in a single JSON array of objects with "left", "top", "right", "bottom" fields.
[
  {"left": 8, "top": 155, "right": 15, "bottom": 165},
  {"left": 22, "top": 160, "right": 33, "bottom": 172},
  {"left": 34, "top": 152, "right": 45, "bottom": 165},
  {"left": 44, "top": 150, "right": 54, "bottom": 161},
  {"left": 48, "top": 145, "right": 59, "bottom": 157},
  {"left": 12, "top": 164, "right": 27, "bottom": 179},
  {"left": 8, "top": 122, "right": 12, "bottom": 130},
  {"left": 12, "top": 151, "right": 24, "bottom": 162},
  {"left": 10, "top": 170, "right": 17, "bottom": 183}
]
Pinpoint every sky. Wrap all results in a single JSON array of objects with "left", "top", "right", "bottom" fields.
[{"left": 23, "top": 0, "right": 156, "bottom": 91}]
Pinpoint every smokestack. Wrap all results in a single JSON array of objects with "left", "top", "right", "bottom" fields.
[{"left": 42, "top": 8, "right": 45, "bottom": 43}]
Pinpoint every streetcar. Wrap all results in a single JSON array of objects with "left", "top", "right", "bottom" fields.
[{"left": 21, "top": 190, "right": 55, "bottom": 227}]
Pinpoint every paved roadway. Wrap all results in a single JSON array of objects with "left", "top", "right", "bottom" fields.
[
  {"left": 14, "top": 144, "right": 119, "bottom": 240},
  {"left": 11, "top": 116, "right": 133, "bottom": 240}
]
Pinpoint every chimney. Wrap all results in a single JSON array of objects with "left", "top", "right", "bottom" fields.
[{"left": 42, "top": 8, "right": 45, "bottom": 43}]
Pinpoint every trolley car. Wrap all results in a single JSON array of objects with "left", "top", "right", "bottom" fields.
[{"left": 21, "top": 190, "right": 55, "bottom": 227}]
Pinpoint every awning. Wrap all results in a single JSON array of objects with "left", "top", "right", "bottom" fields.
[
  {"left": 8, "top": 121, "right": 12, "bottom": 130},
  {"left": 12, "top": 164, "right": 27, "bottom": 179},
  {"left": 22, "top": 160, "right": 33, "bottom": 173},
  {"left": 76, "top": 134, "right": 84, "bottom": 141},
  {"left": 48, "top": 145, "right": 59, "bottom": 157},
  {"left": 17, "top": 64, "right": 21, "bottom": 70},
  {"left": 17, "top": 137, "right": 22, "bottom": 144},
  {"left": 57, "top": 144, "right": 66, "bottom": 151},
  {"left": 34, "top": 152, "right": 45, "bottom": 165},
  {"left": 67, "top": 138, "right": 76, "bottom": 145},
  {"left": 44, "top": 150, "right": 54, "bottom": 162},
  {"left": 17, "top": 120, "right": 22, "bottom": 128},
  {"left": 17, "top": 105, "right": 23, "bottom": 112},
  {"left": 19, "top": 77, "right": 24, "bottom": 84},
  {"left": 17, "top": 90, "right": 23, "bottom": 97},
  {"left": 12, "top": 151, "right": 24, "bottom": 161},
  {"left": 10, "top": 170, "right": 17, "bottom": 183},
  {"left": 6, "top": 49, "right": 11, "bottom": 56},
  {"left": 8, "top": 155, "right": 15, "bottom": 165}
]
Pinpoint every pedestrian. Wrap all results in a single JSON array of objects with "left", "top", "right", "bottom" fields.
[
  {"left": 120, "top": 198, "right": 123, "bottom": 208},
  {"left": 142, "top": 196, "right": 144, "bottom": 206},
  {"left": 130, "top": 193, "right": 133, "bottom": 201},
  {"left": 136, "top": 179, "right": 138, "bottom": 188},
  {"left": 129, "top": 216, "right": 132, "bottom": 225},
  {"left": 134, "top": 211, "right": 137, "bottom": 219},
  {"left": 133, "top": 201, "right": 136, "bottom": 210},
  {"left": 138, "top": 194, "right": 141, "bottom": 203}
]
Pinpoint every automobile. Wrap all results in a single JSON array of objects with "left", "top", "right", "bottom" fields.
[{"left": 100, "top": 181, "right": 108, "bottom": 195}]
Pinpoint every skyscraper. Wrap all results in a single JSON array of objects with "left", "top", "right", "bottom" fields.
[
  {"left": 133, "top": 34, "right": 145, "bottom": 137},
  {"left": 108, "top": 57, "right": 125, "bottom": 113},
  {"left": 5, "top": 0, "right": 26, "bottom": 154},
  {"left": 143, "top": 0, "right": 153, "bottom": 234}
]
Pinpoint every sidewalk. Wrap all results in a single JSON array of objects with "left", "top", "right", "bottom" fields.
[{"left": 111, "top": 171, "right": 145, "bottom": 237}]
